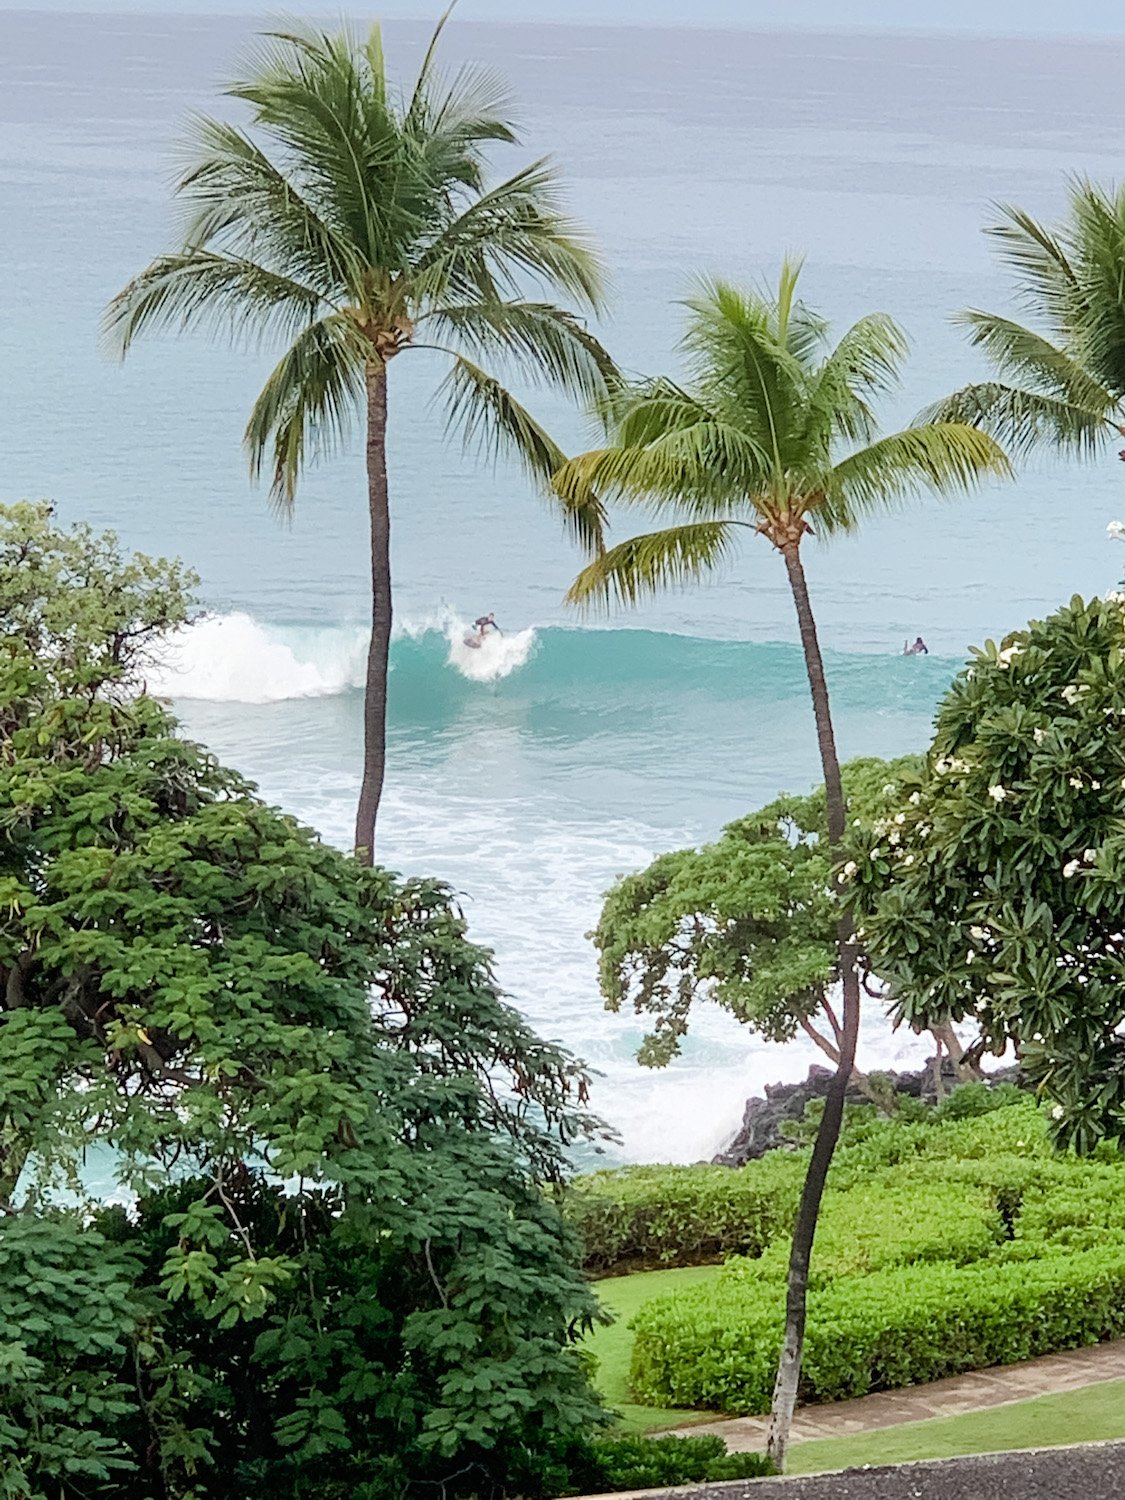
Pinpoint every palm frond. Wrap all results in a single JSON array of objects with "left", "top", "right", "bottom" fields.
[
  {"left": 230, "top": 26, "right": 407, "bottom": 270},
  {"left": 681, "top": 278, "right": 808, "bottom": 475},
  {"left": 955, "top": 310, "right": 1113, "bottom": 411},
  {"left": 441, "top": 355, "right": 607, "bottom": 555},
  {"left": 173, "top": 118, "right": 364, "bottom": 299},
  {"left": 414, "top": 159, "right": 606, "bottom": 311},
  {"left": 1067, "top": 178, "right": 1125, "bottom": 396},
  {"left": 819, "top": 423, "right": 1011, "bottom": 533},
  {"left": 244, "top": 313, "right": 368, "bottom": 509},
  {"left": 920, "top": 382, "right": 1113, "bottom": 459},
  {"left": 987, "top": 201, "right": 1080, "bottom": 335},
  {"left": 566, "top": 523, "right": 745, "bottom": 610},
  {"left": 805, "top": 312, "right": 909, "bottom": 447},
  {"left": 420, "top": 301, "right": 618, "bottom": 403},
  {"left": 405, "top": 3, "right": 459, "bottom": 124},
  {"left": 552, "top": 428, "right": 761, "bottom": 521},
  {"left": 102, "top": 250, "right": 328, "bottom": 358}
]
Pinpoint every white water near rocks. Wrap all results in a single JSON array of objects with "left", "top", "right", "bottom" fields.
[{"left": 3, "top": 13, "right": 1124, "bottom": 1169}]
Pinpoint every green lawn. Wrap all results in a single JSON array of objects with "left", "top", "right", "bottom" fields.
[
  {"left": 789, "top": 1377, "right": 1125, "bottom": 1474},
  {"left": 585, "top": 1265, "right": 722, "bottom": 1433}
]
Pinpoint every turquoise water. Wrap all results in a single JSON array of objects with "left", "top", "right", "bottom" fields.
[{"left": 3, "top": 12, "right": 1125, "bottom": 1159}]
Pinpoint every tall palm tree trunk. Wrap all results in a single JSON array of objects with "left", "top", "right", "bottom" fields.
[
  {"left": 766, "top": 540, "right": 862, "bottom": 1472},
  {"left": 354, "top": 361, "right": 392, "bottom": 863}
]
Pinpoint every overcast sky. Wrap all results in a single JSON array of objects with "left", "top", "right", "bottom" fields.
[{"left": 4, "top": 0, "right": 1125, "bottom": 34}]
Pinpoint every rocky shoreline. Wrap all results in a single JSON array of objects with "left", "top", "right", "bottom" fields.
[{"left": 713, "top": 1062, "right": 1022, "bottom": 1167}]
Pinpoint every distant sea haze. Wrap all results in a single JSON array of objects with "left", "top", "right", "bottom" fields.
[
  {"left": 5, "top": 0, "right": 1125, "bottom": 39},
  {"left": 2, "top": 10, "right": 1122, "bottom": 1160}
]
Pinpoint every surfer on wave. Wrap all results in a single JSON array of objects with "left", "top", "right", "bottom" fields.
[{"left": 464, "top": 613, "right": 500, "bottom": 649}]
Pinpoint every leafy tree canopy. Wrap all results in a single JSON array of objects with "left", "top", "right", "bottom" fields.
[
  {"left": 591, "top": 757, "right": 919, "bottom": 1070},
  {"left": 854, "top": 593, "right": 1125, "bottom": 1154},
  {"left": 0, "top": 502, "right": 605, "bottom": 1500}
]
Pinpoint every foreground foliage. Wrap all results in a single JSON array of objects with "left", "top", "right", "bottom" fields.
[
  {"left": 592, "top": 757, "right": 919, "bottom": 1072},
  {"left": 855, "top": 593, "right": 1125, "bottom": 1152},
  {"left": 615, "top": 1094, "right": 1125, "bottom": 1415},
  {"left": 0, "top": 503, "right": 607, "bottom": 1499}
]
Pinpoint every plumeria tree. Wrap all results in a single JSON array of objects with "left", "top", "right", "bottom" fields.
[
  {"left": 854, "top": 592, "right": 1125, "bottom": 1155},
  {"left": 106, "top": 13, "right": 616, "bottom": 859},
  {"left": 555, "top": 264, "right": 1009, "bottom": 1468}
]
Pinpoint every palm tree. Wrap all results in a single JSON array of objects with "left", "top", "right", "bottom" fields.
[
  {"left": 555, "top": 264, "right": 1009, "bottom": 1470},
  {"left": 928, "top": 179, "right": 1125, "bottom": 458},
  {"left": 105, "top": 11, "right": 615, "bottom": 861}
]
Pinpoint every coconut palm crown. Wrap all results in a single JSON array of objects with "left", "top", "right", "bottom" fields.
[
  {"left": 105, "top": 11, "right": 616, "bottom": 859},
  {"left": 928, "top": 179, "right": 1125, "bottom": 458},
  {"left": 555, "top": 262, "right": 1010, "bottom": 1471}
]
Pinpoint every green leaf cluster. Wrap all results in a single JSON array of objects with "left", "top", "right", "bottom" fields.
[
  {"left": 0, "top": 503, "right": 607, "bottom": 1499},
  {"left": 853, "top": 592, "right": 1125, "bottom": 1151},
  {"left": 591, "top": 756, "right": 918, "bottom": 1065}
]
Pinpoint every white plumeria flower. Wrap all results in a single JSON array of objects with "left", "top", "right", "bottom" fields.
[
  {"left": 1051, "top": 1104, "right": 1065, "bottom": 1120},
  {"left": 888, "top": 829, "right": 901, "bottom": 847},
  {"left": 903, "top": 854, "right": 915, "bottom": 866},
  {"left": 970, "top": 926, "right": 989, "bottom": 941},
  {"left": 1069, "top": 777, "right": 1083, "bottom": 790},
  {"left": 1108, "top": 520, "right": 1125, "bottom": 541},
  {"left": 1063, "top": 859, "right": 1082, "bottom": 878},
  {"left": 1062, "top": 684, "right": 1089, "bottom": 705},
  {"left": 1084, "top": 849, "right": 1098, "bottom": 863},
  {"left": 882, "top": 783, "right": 896, "bottom": 796},
  {"left": 1033, "top": 727, "right": 1046, "bottom": 745},
  {"left": 966, "top": 950, "right": 975, "bottom": 963},
  {"left": 894, "top": 812, "right": 906, "bottom": 825},
  {"left": 1092, "top": 780, "right": 1102, "bottom": 790},
  {"left": 842, "top": 860, "right": 858, "bottom": 878},
  {"left": 1106, "top": 589, "right": 1125, "bottom": 604},
  {"left": 988, "top": 785, "right": 1008, "bottom": 802},
  {"left": 909, "top": 791, "right": 922, "bottom": 806},
  {"left": 996, "top": 645, "right": 1022, "bottom": 669}
]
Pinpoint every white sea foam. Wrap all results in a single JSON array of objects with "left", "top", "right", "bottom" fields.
[
  {"left": 148, "top": 612, "right": 368, "bottom": 704},
  {"left": 147, "top": 609, "right": 537, "bottom": 703},
  {"left": 445, "top": 616, "right": 537, "bottom": 683}
]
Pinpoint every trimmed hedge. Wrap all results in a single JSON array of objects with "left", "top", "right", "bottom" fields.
[
  {"left": 565, "top": 1155, "right": 804, "bottom": 1273},
  {"left": 720, "top": 1178, "right": 1003, "bottom": 1289},
  {"left": 559, "top": 1434, "right": 775, "bottom": 1493},
  {"left": 630, "top": 1244, "right": 1125, "bottom": 1414},
  {"left": 566, "top": 1094, "right": 1049, "bottom": 1275}
]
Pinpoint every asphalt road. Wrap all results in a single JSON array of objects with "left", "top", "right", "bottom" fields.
[{"left": 590, "top": 1442, "right": 1125, "bottom": 1500}]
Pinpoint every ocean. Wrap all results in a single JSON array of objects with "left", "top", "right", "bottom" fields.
[{"left": 3, "top": 11, "right": 1125, "bottom": 1163}]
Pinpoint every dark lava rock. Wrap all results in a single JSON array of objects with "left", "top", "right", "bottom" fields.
[{"left": 712, "top": 1063, "right": 1022, "bottom": 1168}]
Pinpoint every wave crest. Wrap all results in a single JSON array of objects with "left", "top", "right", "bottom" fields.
[{"left": 148, "top": 610, "right": 537, "bottom": 704}]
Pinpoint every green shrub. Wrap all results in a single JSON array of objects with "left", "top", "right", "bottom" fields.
[
  {"left": 720, "top": 1178, "right": 1003, "bottom": 1290},
  {"left": 567, "top": 1097, "right": 1049, "bottom": 1274},
  {"left": 564, "top": 1156, "right": 804, "bottom": 1273},
  {"left": 1014, "top": 1165, "right": 1125, "bottom": 1251},
  {"left": 574, "top": 1434, "right": 774, "bottom": 1492},
  {"left": 631, "top": 1244, "right": 1125, "bottom": 1414},
  {"left": 517, "top": 1432, "right": 774, "bottom": 1497}
]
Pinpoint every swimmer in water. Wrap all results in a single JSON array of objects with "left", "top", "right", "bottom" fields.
[{"left": 902, "top": 637, "right": 929, "bottom": 656}]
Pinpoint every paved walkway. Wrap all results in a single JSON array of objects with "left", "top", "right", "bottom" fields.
[{"left": 669, "top": 1339, "right": 1125, "bottom": 1450}]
